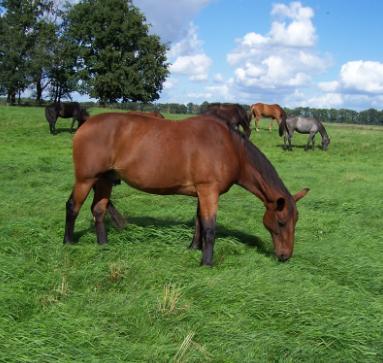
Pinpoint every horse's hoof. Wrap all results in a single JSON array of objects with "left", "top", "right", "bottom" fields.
[
  {"left": 63, "top": 239, "right": 75, "bottom": 244},
  {"left": 200, "top": 260, "right": 213, "bottom": 267},
  {"left": 189, "top": 241, "right": 202, "bottom": 250}
]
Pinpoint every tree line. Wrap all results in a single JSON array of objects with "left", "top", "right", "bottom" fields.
[
  {"left": 107, "top": 101, "right": 383, "bottom": 126},
  {"left": 0, "top": 0, "right": 168, "bottom": 105}
]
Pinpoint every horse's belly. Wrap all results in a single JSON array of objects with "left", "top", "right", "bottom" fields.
[{"left": 114, "top": 155, "right": 198, "bottom": 196}]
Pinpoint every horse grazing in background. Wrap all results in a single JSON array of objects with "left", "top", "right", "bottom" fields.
[
  {"left": 45, "top": 102, "right": 89, "bottom": 134},
  {"left": 283, "top": 116, "right": 330, "bottom": 151},
  {"left": 64, "top": 112, "right": 309, "bottom": 266},
  {"left": 203, "top": 103, "right": 252, "bottom": 138},
  {"left": 250, "top": 103, "right": 287, "bottom": 135}
]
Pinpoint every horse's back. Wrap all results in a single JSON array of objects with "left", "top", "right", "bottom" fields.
[
  {"left": 288, "top": 116, "right": 320, "bottom": 133},
  {"left": 252, "top": 103, "right": 284, "bottom": 117},
  {"left": 73, "top": 113, "right": 240, "bottom": 195},
  {"left": 59, "top": 102, "right": 81, "bottom": 118}
]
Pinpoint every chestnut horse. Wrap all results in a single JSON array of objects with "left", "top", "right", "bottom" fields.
[
  {"left": 203, "top": 103, "right": 252, "bottom": 138},
  {"left": 64, "top": 112, "right": 309, "bottom": 266},
  {"left": 250, "top": 103, "right": 287, "bottom": 135}
]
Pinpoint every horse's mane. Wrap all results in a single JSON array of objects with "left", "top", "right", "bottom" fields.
[
  {"left": 317, "top": 120, "right": 329, "bottom": 139},
  {"left": 231, "top": 131, "right": 290, "bottom": 196}
]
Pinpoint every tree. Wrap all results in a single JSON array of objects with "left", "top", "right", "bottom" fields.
[
  {"left": 66, "top": 0, "right": 169, "bottom": 104},
  {"left": 0, "top": 0, "right": 58, "bottom": 104},
  {"left": 0, "top": 0, "right": 35, "bottom": 103},
  {"left": 28, "top": 18, "right": 56, "bottom": 103}
]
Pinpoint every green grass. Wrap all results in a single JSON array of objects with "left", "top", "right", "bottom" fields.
[{"left": 0, "top": 106, "right": 382, "bottom": 362}]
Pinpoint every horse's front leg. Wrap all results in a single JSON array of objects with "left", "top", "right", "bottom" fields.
[
  {"left": 305, "top": 132, "right": 315, "bottom": 151},
  {"left": 189, "top": 201, "right": 202, "bottom": 250},
  {"left": 51, "top": 117, "right": 58, "bottom": 135},
  {"left": 196, "top": 188, "right": 219, "bottom": 266},
  {"left": 287, "top": 132, "right": 293, "bottom": 151},
  {"left": 70, "top": 118, "right": 76, "bottom": 133},
  {"left": 283, "top": 132, "right": 288, "bottom": 150}
]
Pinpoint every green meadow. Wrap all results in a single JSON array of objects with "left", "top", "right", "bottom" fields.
[{"left": 0, "top": 106, "right": 382, "bottom": 362}]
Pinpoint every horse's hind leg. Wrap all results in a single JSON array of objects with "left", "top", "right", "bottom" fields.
[
  {"left": 189, "top": 201, "right": 202, "bottom": 250},
  {"left": 197, "top": 188, "right": 219, "bottom": 266},
  {"left": 305, "top": 132, "right": 315, "bottom": 151},
  {"left": 268, "top": 119, "right": 274, "bottom": 132},
  {"left": 107, "top": 200, "right": 127, "bottom": 230},
  {"left": 64, "top": 179, "right": 95, "bottom": 244},
  {"left": 91, "top": 178, "right": 113, "bottom": 244},
  {"left": 255, "top": 116, "right": 260, "bottom": 132}
]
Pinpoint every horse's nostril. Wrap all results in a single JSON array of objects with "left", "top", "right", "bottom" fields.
[{"left": 278, "top": 254, "right": 289, "bottom": 262}]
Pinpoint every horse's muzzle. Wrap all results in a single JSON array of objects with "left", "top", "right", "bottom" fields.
[{"left": 277, "top": 253, "right": 290, "bottom": 262}]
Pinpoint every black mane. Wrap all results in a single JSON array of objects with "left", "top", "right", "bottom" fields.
[{"left": 241, "top": 136, "right": 290, "bottom": 196}]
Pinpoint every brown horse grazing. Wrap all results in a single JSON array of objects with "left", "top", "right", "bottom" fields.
[
  {"left": 250, "top": 103, "right": 287, "bottom": 135},
  {"left": 64, "top": 112, "right": 309, "bottom": 266},
  {"left": 203, "top": 103, "right": 252, "bottom": 138}
]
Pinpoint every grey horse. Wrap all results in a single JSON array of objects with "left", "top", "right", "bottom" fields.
[{"left": 282, "top": 116, "right": 330, "bottom": 151}]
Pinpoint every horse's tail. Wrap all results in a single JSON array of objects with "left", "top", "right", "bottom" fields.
[
  {"left": 249, "top": 104, "right": 255, "bottom": 118},
  {"left": 278, "top": 108, "right": 287, "bottom": 137}
]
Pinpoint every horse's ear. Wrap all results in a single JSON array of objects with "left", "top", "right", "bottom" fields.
[{"left": 294, "top": 188, "right": 310, "bottom": 202}]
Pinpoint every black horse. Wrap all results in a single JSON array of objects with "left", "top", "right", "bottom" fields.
[
  {"left": 202, "top": 103, "right": 252, "bottom": 138},
  {"left": 45, "top": 102, "right": 89, "bottom": 134},
  {"left": 282, "top": 116, "right": 330, "bottom": 151}
]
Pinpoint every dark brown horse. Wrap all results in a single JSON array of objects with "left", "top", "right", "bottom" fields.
[
  {"left": 45, "top": 102, "right": 89, "bottom": 134},
  {"left": 203, "top": 103, "right": 252, "bottom": 138},
  {"left": 64, "top": 112, "right": 309, "bottom": 266},
  {"left": 250, "top": 103, "right": 287, "bottom": 135}
]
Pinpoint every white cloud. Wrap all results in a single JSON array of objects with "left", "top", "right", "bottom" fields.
[
  {"left": 167, "top": 23, "right": 212, "bottom": 81},
  {"left": 270, "top": 1, "right": 315, "bottom": 47},
  {"left": 133, "top": 0, "right": 212, "bottom": 42},
  {"left": 167, "top": 23, "right": 203, "bottom": 58},
  {"left": 318, "top": 81, "right": 339, "bottom": 92},
  {"left": 314, "top": 60, "right": 383, "bottom": 109},
  {"left": 226, "top": 2, "right": 329, "bottom": 97},
  {"left": 340, "top": 61, "right": 383, "bottom": 93},
  {"left": 170, "top": 54, "right": 212, "bottom": 81},
  {"left": 306, "top": 93, "right": 344, "bottom": 108},
  {"left": 213, "top": 73, "right": 224, "bottom": 82},
  {"left": 162, "top": 78, "right": 177, "bottom": 90}
]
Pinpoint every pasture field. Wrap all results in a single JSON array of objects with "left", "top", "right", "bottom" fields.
[{"left": 0, "top": 106, "right": 382, "bottom": 362}]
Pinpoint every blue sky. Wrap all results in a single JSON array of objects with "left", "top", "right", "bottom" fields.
[{"left": 133, "top": 0, "right": 383, "bottom": 110}]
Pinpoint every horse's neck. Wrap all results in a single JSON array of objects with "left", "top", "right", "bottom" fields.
[
  {"left": 237, "top": 142, "right": 287, "bottom": 203},
  {"left": 318, "top": 123, "right": 329, "bottom": 140}
]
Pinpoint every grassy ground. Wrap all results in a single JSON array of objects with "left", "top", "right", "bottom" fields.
[{"left": 0, "top": 106, "right": 382, "bottom": 362}]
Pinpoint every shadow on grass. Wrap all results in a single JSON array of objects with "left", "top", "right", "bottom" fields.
[
  {"left": 54, "top": 127, "right": 75, "bottom": 134},
  {"left": 73, "top": 214, "right": 272, "bottom": 258}
]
